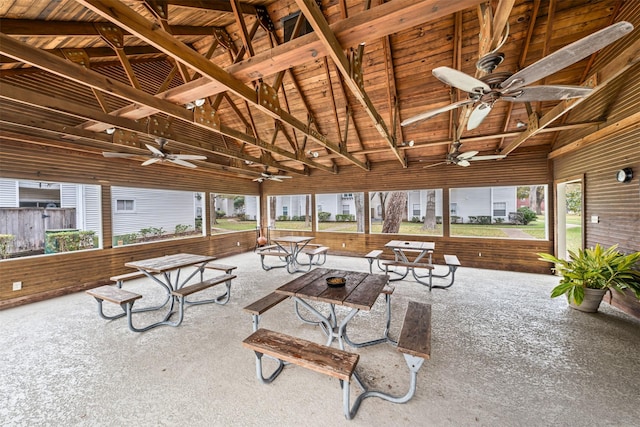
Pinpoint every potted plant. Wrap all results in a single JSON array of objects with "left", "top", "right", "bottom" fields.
[{"left": 538, "top": 244, "right": 640, "bottom": 313}]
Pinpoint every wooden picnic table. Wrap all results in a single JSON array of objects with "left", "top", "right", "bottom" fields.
[
  {"left": 275, "top": 268, "right": 390, "bottom": 349},
  {"left": 384, "top": 240, "right": 436, "bottom": 287}
]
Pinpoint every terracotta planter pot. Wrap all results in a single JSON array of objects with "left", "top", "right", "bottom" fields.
[{"left": 569, "top": 288, "right": 607, "bottom": 313}]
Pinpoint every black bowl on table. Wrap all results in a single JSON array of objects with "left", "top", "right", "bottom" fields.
[{"left": 326, "top": 276, "right": 346, "bottom": 288}]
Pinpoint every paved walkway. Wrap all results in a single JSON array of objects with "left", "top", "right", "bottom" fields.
[
  {"left": 2, "top": 252, "right": 639, "bottom": 426},
  {"left": 499, "top": 227, "right": 535, "bottom": 239}
]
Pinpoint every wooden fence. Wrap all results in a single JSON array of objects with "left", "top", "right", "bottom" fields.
[{"left": 0, "top": 208, "right": 76, "bottom": 255}]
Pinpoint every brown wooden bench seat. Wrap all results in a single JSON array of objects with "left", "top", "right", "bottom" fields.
[
  {"left": 397, "top": 301, "right": 431, "bottom": 359},
  {"left": 110, "top": 271, "right": 146, "bottom": 288},
  {"left": 168, "top": 273, "right": 237, "bottom": 327},
  {"left": 364, "top": 249, "right": 384, "bottom": 273},
  {"left": 257, "top": 247, "right": 291, "bottom": 271},
  {"left": 345, "top": 301, "right": 432, "bottom": 418},
  {"left": 430, "top": 254, "right": 461, "bottom": 289},
  {"left": 86, "top": 285, "right": 143, "bottom": 323},
  {"left": 204, "top": 263, "right": 238, "bottom": 274},
  {"left": 299, "top": 245, "right": 329, "bottom": 267},
  {"left": 243, "top": 328, "right": 360, "bottom": 419},
  {"left": 383, "top": 261, "right": 434, "bottom": 270},
  {"left": 243, "top": 292, "right": 289, "bottom": 331}
]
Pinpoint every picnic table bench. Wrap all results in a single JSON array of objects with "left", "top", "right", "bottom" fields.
[
  {"left": 364, "top": 249, "right": 384, "bottom": 273},
  {"left": 243, "top": 291, "right": 289, "bottom": 331},
  {"left": 243, "top": 300, "right": 432, "bottom": 420}
]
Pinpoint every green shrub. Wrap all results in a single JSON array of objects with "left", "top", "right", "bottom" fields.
[
  {"left": 335, "top": 214, "right": 355, "bottom": 222},
  {"left": 0, "top": 234, "right": 14, "bottom": 259},
  {"left": 317, "top": 211, "right": 331, "bottom": 222},
  {"left": 277, "top": 215, "right": 289, "bottom": 221},
  {"left": 410, "top": 216, "right": 421, "bottom": 223},
  {"left": 215, "top": 210, "right": 226, "bottom": 218},
  {"left": 175, "top": 224, "right": 191, "bottom": 234},
  {"left": 517, "top": 207, "right": 537, "bottom": 225},
  {"left": 45, "top": 230, "right": 95, "bottom": 253},
  {"left": 114, "top": 233, "right": 139, "bottom": 246}
]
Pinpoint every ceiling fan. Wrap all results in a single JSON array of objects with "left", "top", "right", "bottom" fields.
[
  {"left": 252, "top": 171, "right": 293, "bottom": 183},
  {"left": 401, "top": 21, "right": 634, "bottom": 130},
  {"left": 422, "top": 141, "right": 506, "bottom": 169},
  {"left": 102, "top": 138, "right": 207, "bottom": 168}
]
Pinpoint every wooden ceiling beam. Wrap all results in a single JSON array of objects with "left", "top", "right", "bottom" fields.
[
  {"left": 0, "top": 19, "right": 223, "bottom": 37},
  {"left": 161, "top": 0, "right": 257, "bottom": 15},
  {"left": 548, "top": 111, "right": 640, "bottom": 159},
  {"left": 76, "top": 0, "right": 360, "bottom": 171},
  {"left": 295, "top": 0, "right": 405, "bottom": 167},
  {"left": 94, "top": 0, "right": 483, "bottom": 128},
  {"left": 0, "top": 82, "right": 296, "bottom": 176},
  {"left": 0, "top": 32, "right": 325, "bottom": 175}
]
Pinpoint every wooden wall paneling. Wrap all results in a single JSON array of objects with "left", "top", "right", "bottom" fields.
[{"left": 553, "top": 128, "right": 640, "bottom": 318}]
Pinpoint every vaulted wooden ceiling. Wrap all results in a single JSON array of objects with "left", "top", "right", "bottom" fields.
[{"left": 0, "top": 0, "right": 637, "bottom": 181}]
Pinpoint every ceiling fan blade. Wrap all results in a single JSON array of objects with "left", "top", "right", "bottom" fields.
[
  {"left": 422, "top": 161, "right": 448, "bottom": 169},
  {"left": 401, "top": 99, "right": 474, "bottom": 126},
  {"left": 252, "top": 178, "right": 264, "bottom": 182},
  {"left": 272, "top": 175, "right": 292, "bottom": 179},
  {"left": 502, "top": 85, "right": 592, "bottom": 102},
  {"left": 141, "top": 158, "right": 161, "bottom": 166},
  {"left": 457, "top": 159, "right": 471, "bottom": 167},
  {"left": 467, "top": 103, "right": 492, "bottom": 130},
  {"left": 500, "top": 21, "right": 633, "bottom": 91},
  {"left": 270, "top": 177, "right": 283, "bottom": 182},
  {"left": 145, "top": 143, "right": 165, "bottom": 157},
  {"left": 469, "top": 154, "right": 507, "bottom": 161},
  {"left": 169, "top": 154, "right": 207, "bottom": 161},
  {"left": 457, "top": 150, "right": 479, "bottom": 160},
  {"left": 102, "top": 152, "right": 138, "bottom": 158},
  {"left": 169, "top": 158, "right": 197, "bottom": 168},
  {"left": 432, "top": 66, "right": 490, "bottom": 94}
]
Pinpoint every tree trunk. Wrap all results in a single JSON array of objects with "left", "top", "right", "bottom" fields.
[
  {"left": 381, "top": 192, "right": 407, "bottom": 233},
  {"left": 378, "top": 192, "right": 387, "bottom": 221},
  {"left": 269, "top": 196, "right": 277, "bottom": 229},
  {"left": 354, "top": 192, "right": 364, "bottom": 233},
  {"left": 530, "top": 185, "right": 539, "bottom": 214},
  {"left": 422, "top": 190, "right": 436, "bottom": 230},
  {"left": 535, "top": 186, "right": 544, "bottom": 215},
  {"left": 211, "top": 195, "right": 218, "bottom": 225}
]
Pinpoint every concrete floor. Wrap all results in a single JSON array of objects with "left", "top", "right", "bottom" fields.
[{"left": 1, "top": 251, "right": 639, "bottom": 426}]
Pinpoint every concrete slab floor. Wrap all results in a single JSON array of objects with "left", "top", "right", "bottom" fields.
[{"left": 1, "top": 252, "right": 639, "bottom": 426}]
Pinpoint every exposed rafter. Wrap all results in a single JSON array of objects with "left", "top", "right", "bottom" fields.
[
  {"left": 0, "top": 32, "right": 330, "bottom": 174},
  {"left": 295, "top": 0, "right": 405, "bottom": 167},
  {"left": 75, "top": 0, "right": 368, "bottom": 171}
]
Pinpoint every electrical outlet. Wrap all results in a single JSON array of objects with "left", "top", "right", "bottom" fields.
[
  {"left": 478, "top": 252, "right": 482, "bottom": 257},
  {"left": 13, "top": 281, "right": 22, "bottom": 291},
  {"left": 342, "top": 243, "right": 346, "bottom": 248},
  {"left": 236, "top": 241, "right": 240, "bottom": 246}
]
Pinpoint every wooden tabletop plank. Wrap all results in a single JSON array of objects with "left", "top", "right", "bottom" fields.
[
  {"left": 125, "top": 253, "right": 216, "bottom": 273},
  {"left": 343, "top": 273, "right": 388, "bottom": 310},
  {"left": 275, "top": 268, "right": 330, "bottom": 296}
]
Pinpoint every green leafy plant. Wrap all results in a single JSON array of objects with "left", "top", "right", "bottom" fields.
[
  {"left": 538, "top": 244, "right": 640, "bottom": 306},
  {"left": 0, "top": 234, "right": 15, "bottom": 259}
]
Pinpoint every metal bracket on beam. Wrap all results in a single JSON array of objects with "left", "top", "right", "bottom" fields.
[
  {"left": 255, "top": 6, "right": 275, "bottom": 33},
  {"left": 143, "top": 1, "right": 168, "bottom": 21},
  {"left": 148, "top": 116, "right": 174, "bottom": 140},
  {"left": 113, "top": 129, "right": 140, "bottom": 148},
  {"left": 350, "top": 47, "right": 365, "bottom": 91},
  {"left": 95, "top": 23, "right": 124, "bottom": 49},
  {"left": 193, "top": 103, "right": 221, "bottom": 130},
  {"left": 213, "top": 28, "right": 238, "bottom": 56},
  {"left": 527, "top": 112, "right": 539, "bottom": 133},
  {"left": 60, "top": 49, "right": 91, "bottom": 68},
  {"left": 258, "top": 83, "right": 281, "bottom": 115}
]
